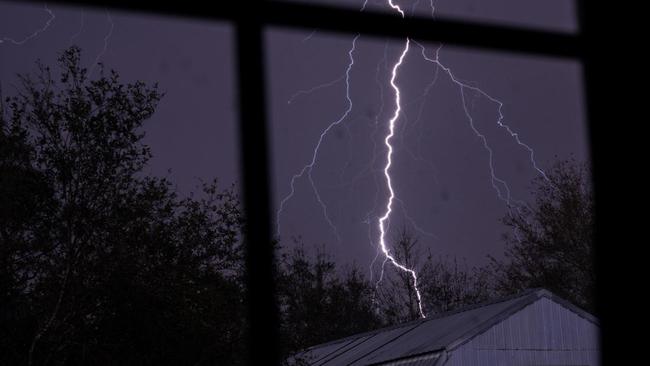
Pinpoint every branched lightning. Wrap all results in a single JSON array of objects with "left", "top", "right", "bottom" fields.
[
  {"left": 302, "top": 30, "right": 317, "bottom": 43},
  {"left": 366, "top": 44, "right": 389, "bottom": 284},
  {"left": 287, "top": 75, "right": 345, "bottom": 105},
  {"left": 276, "top": 35, "right": 360, "bottom": 242},
  {"left": 68, "top": 11, "right": 85, "bottom": 46},
  {"left": 89, "top": 10, "right": 114, "bottom": 78},
  {"left": 0, "top": 4, "right": 55, "bottom": 46},
  {"left": 279, "top": 0, "right": 428, "bottom": 320},
  {"left": 377, "top": 36, "right": 426, "bottom": 318},
  {"left": 332, "top": 43, "right": 388, "bottom": 193},
  {"left": 387, "top": 0, "right": 406, "bottom": 17},
  {"left": 415, "top": 40, "right": 546, "bottom": 208},
  {"left": 397, "top": 48, "right": 443, "bottom": 186},
  {"left": 395, "top": 197, "right": 439, "bottom": 240},
  {"left": 279, "top": 0, "right": 551, "bottom": 320}
]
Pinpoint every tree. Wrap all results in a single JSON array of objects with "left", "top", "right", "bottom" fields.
[
  {"left": 373, "top": 228, "right": 424, "bottom": 324},
  {"left": 420, "top": 254, "right": 491, "bottom": 315},
  {"left": 489, "top": 159, "right": 595, "bottom": 312},
  {"left": 1, "top": 89, "right": 58, "bottom": 364},
  {"left": 277, "top": 241, "right": 381, "bottom": 357},
  {"left": 375, "top": 228, "right": 490, "bottom": 324},
  {"left": 0, "top": 46, "right": 247, "bottom": 366}
]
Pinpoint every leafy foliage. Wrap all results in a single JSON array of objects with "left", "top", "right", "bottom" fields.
[
  {"left": 489, "top": 159, "right": 596, "bottom": 312},
  {"left": 0, "top": 47, "right": 246, "bottom": 366},
  {"left": 277, "top": 242, "right": 381, "bottom": 356}
]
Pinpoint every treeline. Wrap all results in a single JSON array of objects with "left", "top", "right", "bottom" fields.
[{"left": 0, "top": 47, "right": 594, "bottom": 366}]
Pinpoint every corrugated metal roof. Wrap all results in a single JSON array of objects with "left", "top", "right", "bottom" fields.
[
  {"left": 321, "top": 321, "right": 424, "bottom": 365},
  {"left": 292, "top": 337, "right": 359, "bottom": 365},
  {"left": 373, "top": 352, "right": 442, "bottom": 366},
  {"left": 291, "top": 288, "right": 596, "bottom": 366}
]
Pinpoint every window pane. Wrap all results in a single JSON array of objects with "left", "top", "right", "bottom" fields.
[
  {"left": 267, "top": 27, "right": 595, "bottom": 359},
  {"left": 1, "top": 3, "right": 245, "bottom": 365},
  {"left": 277, "top": 0, "right": 578, "bottom": 33}
]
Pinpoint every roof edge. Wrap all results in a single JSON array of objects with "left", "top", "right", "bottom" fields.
[
  {"left": 535, "top": 288, "right": 599, "bottom": 325},
  {"left": 293, "top": 288, "right": 598, "bottom": 358},
  {"left": 445, "top": 292, "right": 540, "bottom": 351},
  {"left": 446, "top": 288, "right": 599, "bottom": 352},
  {"left": 368, "top": 348, "right": 445, "bottom": 366},
  {"left": 296, "top": 288, "right": 541, "bottom": 354}
]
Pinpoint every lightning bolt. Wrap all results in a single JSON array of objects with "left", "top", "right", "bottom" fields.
[
  {"left": 408, "top": 2, "right": 548, "bottom": 264},
  {"left": 386, "top": 0, "right": 406, "bottom": 17},
  {"left": 366, "top": 44, "right": 389, "bottom": 284},
  {"left": 407, "top": 0, "right": 546, "bottom": 248},
  {"left": 302, "top": 29, "right": 317, "bottom": 42},
  {"left": 276, "top": 34, "right": 360, "bottom": 242},
  {"left": 399, "top": 44, "right": 442, "bottom": 161},
  {"left": 0, "top": 3, "right": 55, "bottom": 46},
  {"left": 377, "top": 35, "right": 426, "bottom": 318},
  {"left": 287, "top": 74, "right": 345, "bottom": 105},
  {"left": 395, "top": 197, "right": 439, "bottom": 240},
  {"left": 280, "top": 0, "right": 551, "bottom": 320},
  {"left": 334, "top": 42, "right": 388, "bottom": 194},
  {"left": 68, "top": 11, "right": 85, "bottom": 46},
  {"left": 279, "top": 0, "right": 430, "bottom": 319},
  {"left": 88, "top": 10, "right": 114, "bottom": 78},
  {"left": 415, "top": 41, "right": 547, "bottom": 209}
]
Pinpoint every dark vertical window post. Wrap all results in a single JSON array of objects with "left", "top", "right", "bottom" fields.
[
  {"left": 235, "top": 2, "right": 280, "bottom": 365},
  {"left": 577, "top": 1, "right": 608, "bottom": 365}
]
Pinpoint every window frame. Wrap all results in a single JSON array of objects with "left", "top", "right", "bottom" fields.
[{"left": 34, "top": 1, "right": 606, "bottom": 364}]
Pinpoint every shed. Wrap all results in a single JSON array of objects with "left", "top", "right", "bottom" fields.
[{"left": 290, "top": 288, "right": 599, "bottom": 366}]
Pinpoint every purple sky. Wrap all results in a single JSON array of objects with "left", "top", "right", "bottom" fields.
[{"left": 0, "top": 1, "right": 588, "bottom": 272}]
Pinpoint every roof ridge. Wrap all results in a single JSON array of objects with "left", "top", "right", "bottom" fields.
[
  {"left": 444, "top": 289, "right": 546, "bottom": 351},
  {"left": 535, "top": 289, "right": 599, "bottom": 325},
  {"left": 299, "top": 288, "right": 544, "bottom": 353},
  {"left": 420, "top": 287, "right": 544, "bottom": 321}
]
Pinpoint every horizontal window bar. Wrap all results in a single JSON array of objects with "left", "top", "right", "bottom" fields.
[{"left": 40, "top": 0, "right": 582, "bottom": 59}]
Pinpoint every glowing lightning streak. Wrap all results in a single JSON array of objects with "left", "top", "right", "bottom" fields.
[
  {"left": 276, "top": 35, "right": 360, "bottom": 241},
  {"left": 287, "top": 75, "right": 345, "bottom": 105},
  {"left": 302, "top": 30, "right": 317, "bottom": 42},
  {"left": 0, "top": 4, "right": 55, "bottom": 46},
  {"left": 403, "top": 0, "right": 543, "bottom": 256},
  {"left": 395, "top": 197, "right": 439, "bottom": 240},
  {"left": 68, "top": 11, "right": 85, "bottom": 46},
  {"left": 415, "top": 40, "right": 546, "bottom": 208},
  {"left": 281, "top": 0, "right": 548, "bottom": 321},
  {"left": 387, "top": 0, "right": 406, "bottom": 17},
  {"left": 366, "top": 44, "right": 389, "bottom": 284},
  {"left": 89, "top": 10, "right": 114, "bottom": 78},
  {"left": 354, "top": 0, "right": 426, "bottom": 319},
  {"left": 397, "top": 50, "right": 443, "bottom": 187},
  {"left": 378, "top": 36, "right": 426, "bottom": 318},
  {"left": 334, "top": 43, "right": 390, "bottom": 196}
]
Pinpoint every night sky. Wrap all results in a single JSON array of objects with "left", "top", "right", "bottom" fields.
[{"left": 0, "top": 1, "right": 589, "bottom": 272}]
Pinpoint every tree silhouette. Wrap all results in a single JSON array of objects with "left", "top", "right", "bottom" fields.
[
  {"left": 277, "top": 241, "right": 381, "bottom": 357},
  {"left": 375, "top": 228, "right": 490, "bottom": 324},
  {"left": 0, "top": 46, "right": 246, "bottom": 366},
  {"left": 489, "top": 159, "right": 595, "bottom": 312}
]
